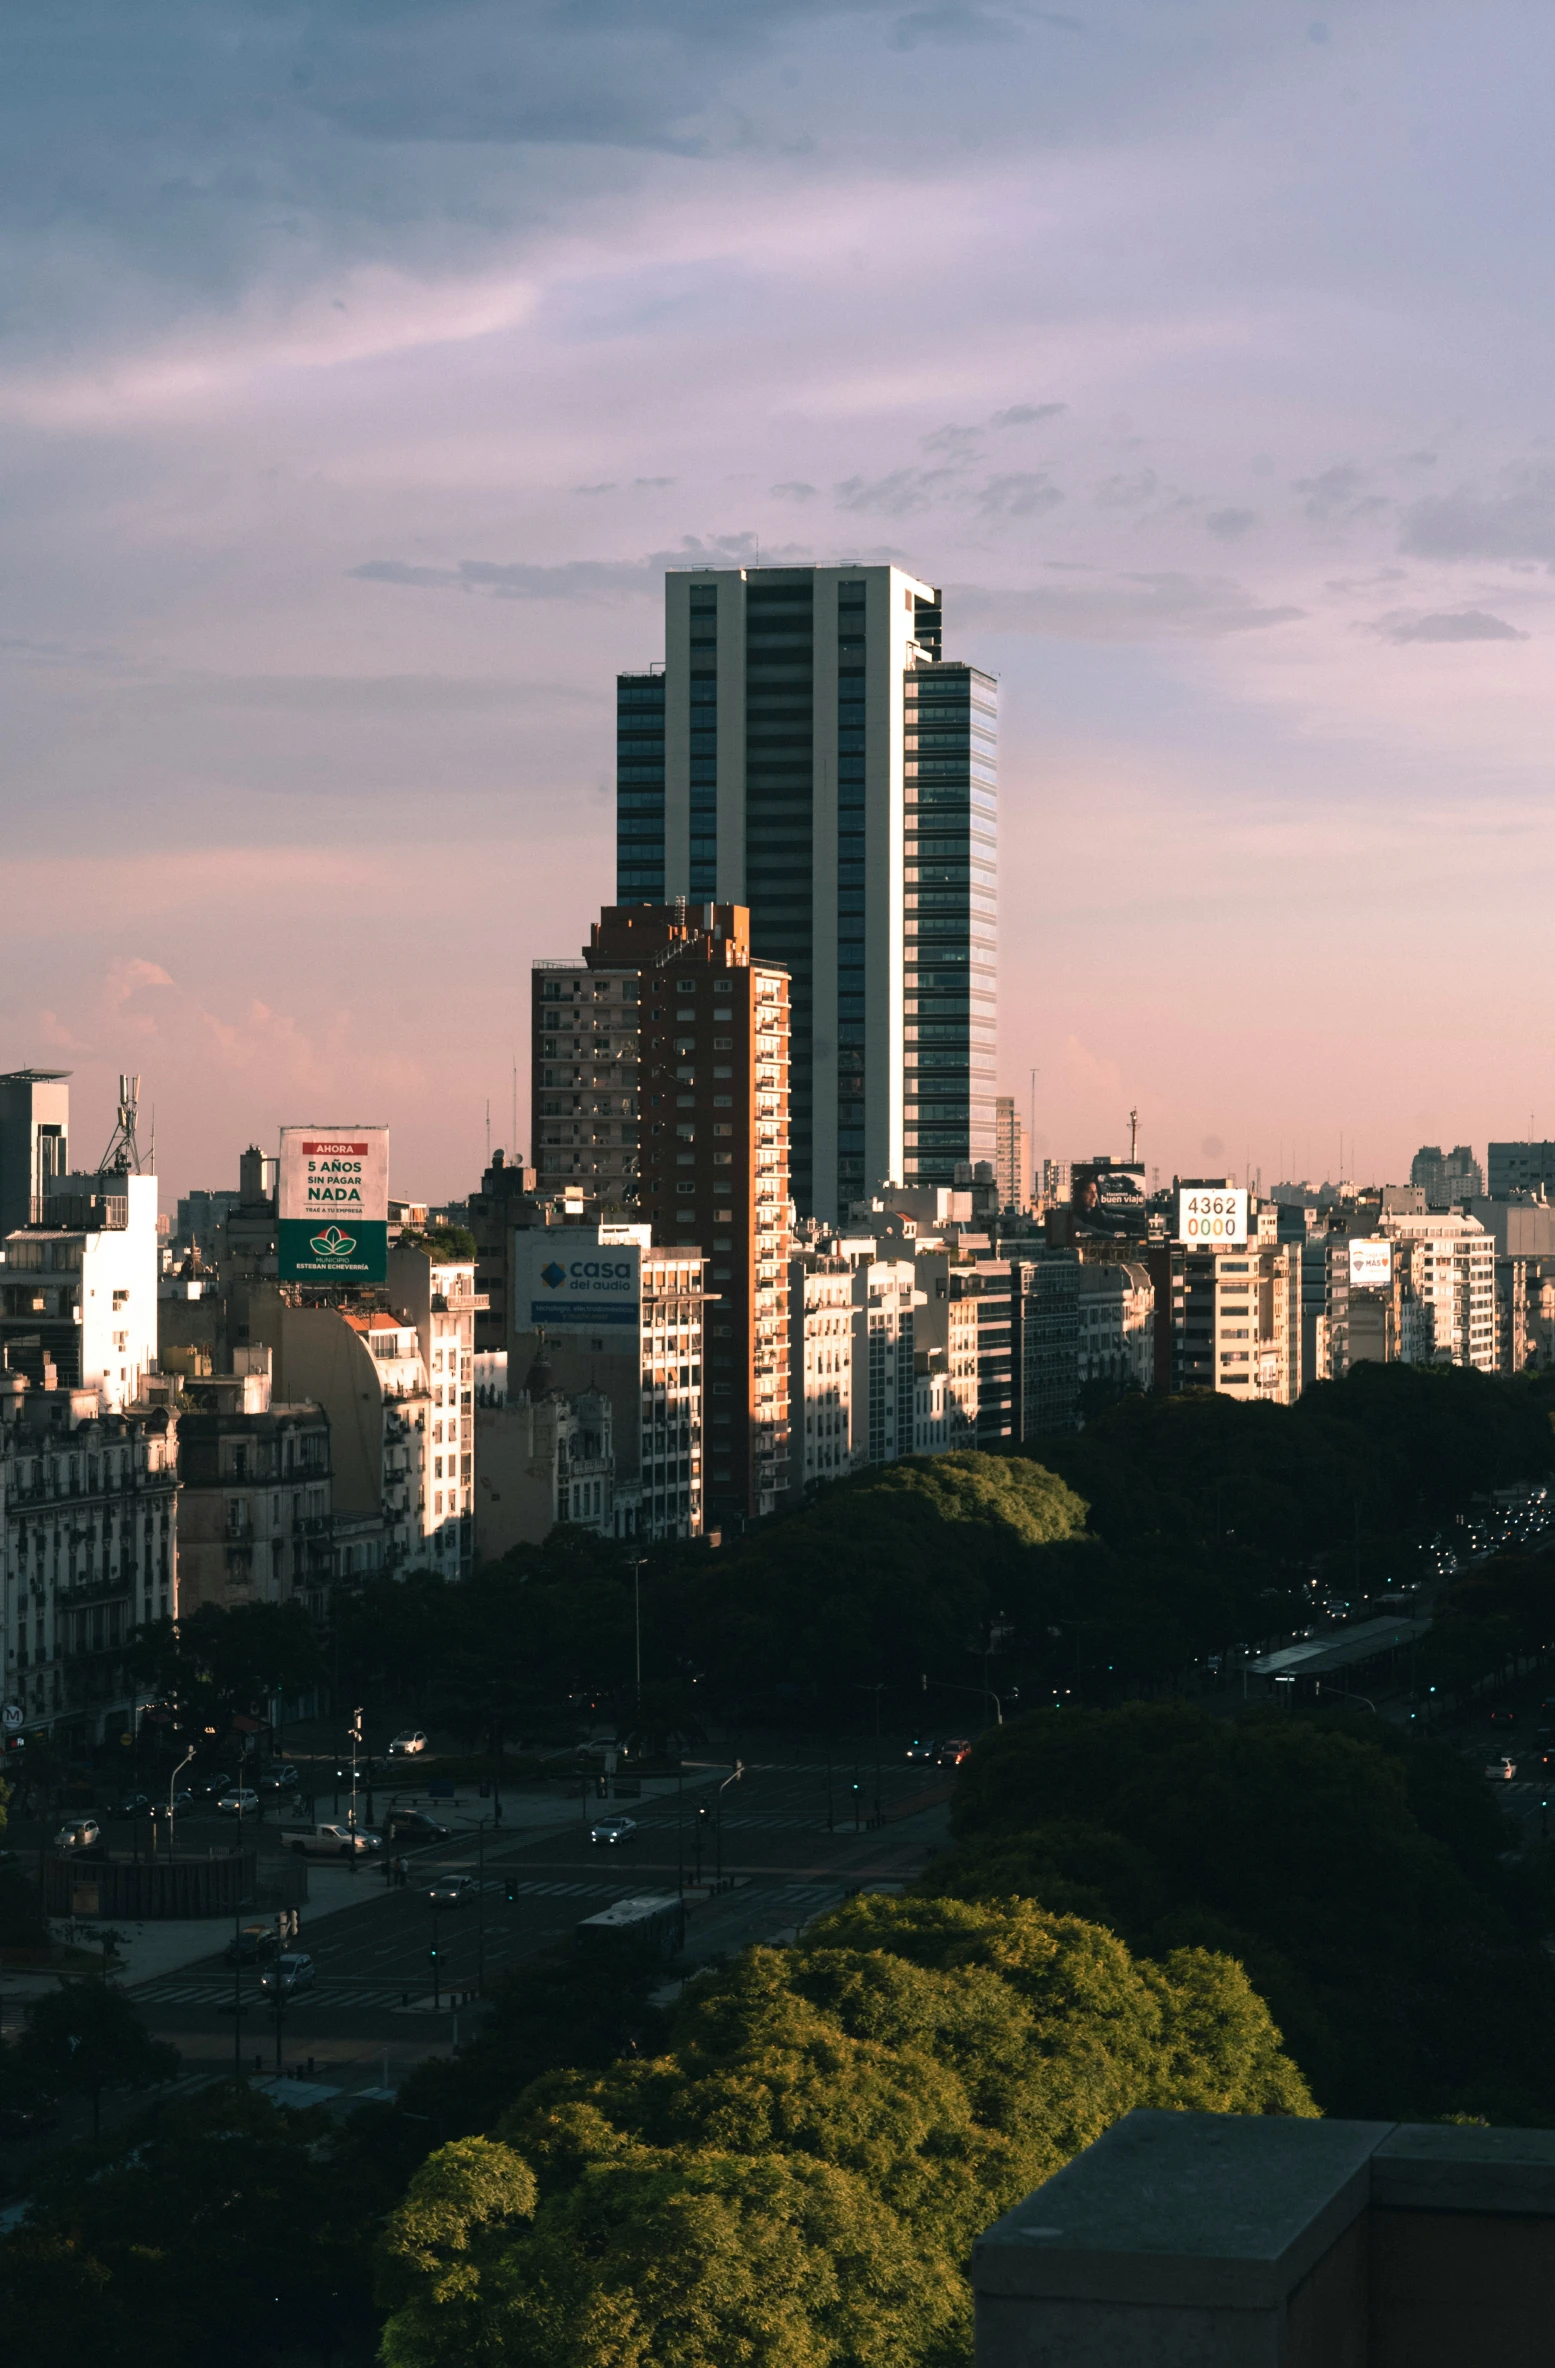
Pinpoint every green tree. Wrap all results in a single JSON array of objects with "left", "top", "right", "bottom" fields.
[
  {"left": 131, "top": 1599, "right": 324, "bottom": 1758},
  {"left": 15, "top": 1980, "right": 179, "bottom": 2139},
  {"left": 937, "top": 1701, "right": 1555, "bottom": 2121},
  {"left": 378, "top": 1892, "right": 1312, "bottom": 2368},
  {"left": 0, "top": 2079, "right": 410, "bottom": 2365}
]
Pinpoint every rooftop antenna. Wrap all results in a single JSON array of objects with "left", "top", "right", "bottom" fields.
[
  {"left": 1129, "top": 1107, "right": 1139, "bottom": 1163},
  {"left": 485, "top": 1098, "right": 492, "bottom": 1164},
  {"left": 512, "top": 1053, "right": 519, "bottom": 1161},
  {"left": 98, "top": 1073, "right": 144, "bottom": 1175}
]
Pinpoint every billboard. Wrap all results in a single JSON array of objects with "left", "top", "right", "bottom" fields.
[
  {"left": 1071, "top": 1159, "right": 1148, "bottom": 1235},
  {"left": 515, "top": 1233, "right": 642, "bottom": 1331},
  {"left": 278, "top": 1127, "right": 389, "bottom": 1283},
  {"left": 1175, "top": 1185, "right": 1248, "bottom": 1248},
  {"left": 1348, "top": 1237, "right": 1393, "bottom": 1289}
]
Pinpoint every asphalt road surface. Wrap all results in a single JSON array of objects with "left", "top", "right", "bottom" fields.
[{"left": 107, "top": 1751, "right": 954, "bottom": 2079}]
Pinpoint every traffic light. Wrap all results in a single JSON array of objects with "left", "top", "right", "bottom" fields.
[
  {"left": 505, "top": 1876, "right": 517, "bottom": 1904},
  {"left": 428, "top": 1943, "right": 439, "bottom": 1965}
]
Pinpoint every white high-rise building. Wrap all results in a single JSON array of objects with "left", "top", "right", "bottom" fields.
[
  {"left": 1380, "top": 1208, "right": 1497, "bottom": 1372},
  {"left": 0, "top": 1174, "right": 159, "bottom": 1413},
  {"left": 614, "top": 565, "right": 997, "bottom": 1224}
]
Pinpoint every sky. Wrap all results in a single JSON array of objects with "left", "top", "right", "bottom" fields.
[{"left": 5, "top": 0, "right": 1555, "bottom": 1206}]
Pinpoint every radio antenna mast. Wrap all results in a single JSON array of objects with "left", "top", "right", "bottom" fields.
[{"left": 97, "top": 1073, "right": 144, "bottom": 1175}]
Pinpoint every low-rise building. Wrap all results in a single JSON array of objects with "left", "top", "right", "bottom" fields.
[
  {"left": 0, "top": 1370, "right": 177, "bottom": 1748},
  {"left": 789, "top": 1254, "right": 857, "bottom": 1495},
  {"left": 173, "top": 1349, "right": 332, "bottom": 1616},
  {"left": 508, "top": 1221, "right": 706, "bottom": 1541},
  {"left": 1009, "top": 1252, "right": 1080, "bottom": 1437},
  {"left": 252, "top": 1301, "right": 431, "bottom": 1577},
  {"left": 474, "top": 1360, "right": 616, "bottom": 1559},
  {"left": 1076, "top": 1260, "right": 1154, "bottom": 1396}
]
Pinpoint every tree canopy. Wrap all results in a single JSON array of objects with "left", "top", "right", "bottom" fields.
[
  {"left": 935, "top": 1701, "right": 1555, "bottom": 2122},
  {"left": 131, "top": 1599, "right": 324, "bottom": 1756},
  {"left": 377, "top": 1891, "right": 1312, "bottom": 2368}
]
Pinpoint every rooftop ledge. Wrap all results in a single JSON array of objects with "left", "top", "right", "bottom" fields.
[{"left": 973, "top": 2108, "right": 1555, "bottom": 2367}]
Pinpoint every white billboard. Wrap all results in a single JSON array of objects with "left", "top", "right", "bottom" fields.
[
  {"left": 1348, "top": 1237, "right": 1393, "bottom": 1289},
  {"left": 1175, "top": 1185, "right": 1248, "bottom": 1248},
  {"left": 515, "top": 1233, "right": 642, "bottom": 1331},
  {"left": 278, "top": 1126, "right": 389, "bottom": 1283}
]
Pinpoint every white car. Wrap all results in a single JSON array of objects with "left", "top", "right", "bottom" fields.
[
  {"left": 1485, "top": 1756, "right": 1518, "bottom": 1782},
  {"left": 284, "top": 1822, "right": 381, "bottom": 1857},
  {"left": 590, "top": 1816, "right": 638, "bottom": 1846},
  {"left": 216, "top": 1788, "right": 262, "bottom": 1816},
  {"left": 388, "top": 1730, "right": 428, "bottom": 1757},
  {"left": 54, "top": 1817, "right": 101, "bottom": 1850}
]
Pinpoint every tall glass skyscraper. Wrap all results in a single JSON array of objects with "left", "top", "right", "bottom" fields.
[{"left": 616, "top": 565, "right": 996, "bottom": 1222}]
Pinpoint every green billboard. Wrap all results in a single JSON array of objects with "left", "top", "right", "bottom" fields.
[{"left": 278, "top": 1127, "right": 389, "bottom": 1284}]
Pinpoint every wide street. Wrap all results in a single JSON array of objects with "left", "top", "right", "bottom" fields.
[{"left": 35, "top": 1746, "right": 954, "bottom": 2097}]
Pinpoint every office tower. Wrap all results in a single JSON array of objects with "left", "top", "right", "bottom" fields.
[
  {"left": 614, "top": 565, "right": 996, "bottom": 1223},
  {"left": 636, "top": 906, "right": 791, "bottom": 1524},
  {"left": 995, "top": 1095, "right": 1029, "bottom": 1212},
  {"left": 0, "top": 1069, "right": 70, "bottom": 1237}
]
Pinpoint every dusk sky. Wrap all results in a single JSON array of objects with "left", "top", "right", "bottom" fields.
[{"left": 5, "top": 0, "right": 1553, "bottom": 1206}]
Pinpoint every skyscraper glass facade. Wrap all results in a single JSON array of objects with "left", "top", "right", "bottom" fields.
[
  {"left": 610, "top": 565, "right": 996, "bottom": 1221},
  {"left": 836, "top": 579, "right": 867, "bottom": 1205},
  {"left": 688, "top": 587, "right": 718, "bottom": 897},
  {"left": 903, "top": 661, "right": 998, "bottom": 1185},
  {"left": 615, "top": 671, "right": 665, "bottom": 905},
  {"left": 743, "top": 576, "right": 815, "bottom": 1213}
]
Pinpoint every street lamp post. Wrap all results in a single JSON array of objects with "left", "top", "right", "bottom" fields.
[
  {"left": 629, "top": 1556, "right": 645, "bottom": 1725},
  {"left": 921, "top": 1674, "right": 1006, "bottom": 1728},
  {"left": 430, "top": 1901, "right": 442, "bottom": 2011},
  {"left": 168, "top": 1743, "right": 196, "bottom": 1861}
]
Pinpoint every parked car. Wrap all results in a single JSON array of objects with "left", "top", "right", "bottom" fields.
[
  {"left": 383, "top": 1809, "right": 450, "bottom": 1845},
  {"left": 589, "top": 1815, "right": 638, "bottom": 1846},
  {"left": 903, "top": 1739, "right": 938, "bottom": 1764},
  {"left": 225, "top": 1923, "right": 280, "bottom": 1965},
  {"left": 53, "top": 1817, "right": 101, "bottom": 1850},
  {"left": 936, "top": 1739, "right": 973, "bottom": 1768},
  {"left": 428, "top": 1872, "right": 477, "bottom": 1906},
  {"left": 260, "top": 1952, "right": 316, "bottom": 1998},
  {"left": 216, "top": 1788, "right": 262, "bottom": 1817},
  {"left": 388, "top": 1730, "right": 429, "bottom": 1757}
]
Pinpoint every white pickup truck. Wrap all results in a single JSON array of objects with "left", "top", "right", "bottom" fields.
[{"left": 278, "top": 1821, "right": 382, "bottom": 1858}]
